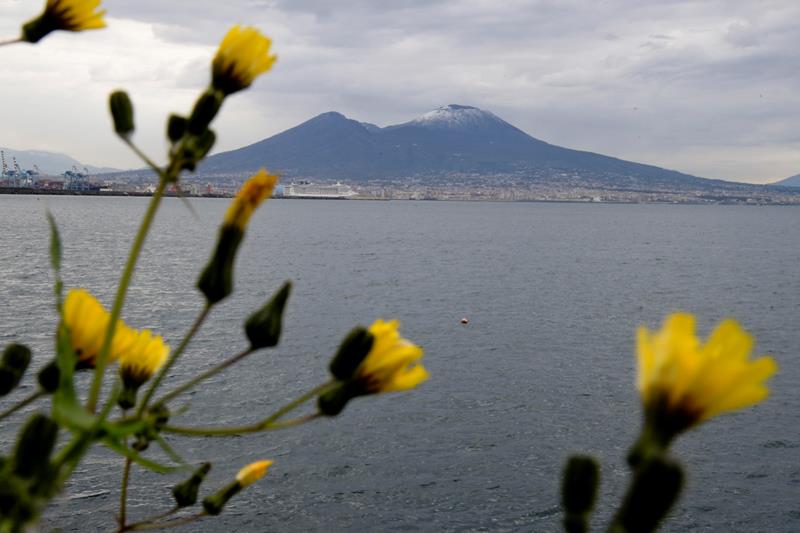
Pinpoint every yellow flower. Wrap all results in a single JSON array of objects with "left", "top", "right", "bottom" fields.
[
  {"left": 63, "top": 288, "right": 131, "bottom": 368},
  {"left": 636, "top": 312, "right": 777, "bottom": 430},
  {"left": 212, "top": 25, "right": 277, "bottom": 95},
  {"left": 355, "top": 319, "right": 428, "bottom": 394},
  {"left": 22, "top": 0, "right": 106, "bottom": 43},
  {"left": 223, "top": 169, "right": 278, "bottom": 230},
  {"left": 236, "top": 460, "right": 273, "bottom": 487},
  {"left": 116, "top": 328, "right": 169, "bottom": 409},
  {"left": 119, "top": 329, "right": 169, "bottom": 387}
]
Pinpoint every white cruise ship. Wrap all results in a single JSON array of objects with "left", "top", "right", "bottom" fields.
[{"left": 282, "top": 181, "right": 357, "bottom": 199}]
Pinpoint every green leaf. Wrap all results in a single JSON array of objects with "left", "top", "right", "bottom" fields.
[
  {"left": 51, "top": 325, "right": 96, "bottom": 431},
  {"left": 53, "top": 399, "right": 97, "bottom": 432},
  {"left": 102, "top": 436, "right": 182, "bottom": 474},
  {"left": 154, "top": 434, "right": 189, "bottom": 467},
  {"left": 46, "top": 210, "right": 64, "bottom": 310},
  {"left": 101, "top": 418, "right": 148, "bottom": 439}
]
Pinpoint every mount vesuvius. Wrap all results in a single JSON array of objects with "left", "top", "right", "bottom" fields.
[{"left": 197, "top": 104, "right": 724, "bottom": 189}]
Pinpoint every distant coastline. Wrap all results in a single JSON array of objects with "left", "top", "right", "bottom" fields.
[
  {"left": 0, "top": 187, "right": 230, "bottom": 198},
  {"left": 3, "top": 186, "right": 800, "bottom": 205}
]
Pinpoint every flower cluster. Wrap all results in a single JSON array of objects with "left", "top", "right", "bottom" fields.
[
  {"left": 62, "top": 288, "right": 169, "bottom": 407},
  {"left": 63, "top": 288, "right": 128, "bottom": 368}
]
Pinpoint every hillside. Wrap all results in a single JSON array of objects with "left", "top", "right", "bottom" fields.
[
  {"left": 197, "top": 104, "right": 727, "bottom": 190},
  {"left": 773, "top": 174, "right": 800, "bottom": 187},
  {"left": 0, "top": 146, "right": 116, "bottom": 175}
]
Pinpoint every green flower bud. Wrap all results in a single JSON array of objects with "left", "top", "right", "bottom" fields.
[
  {"left": 133, "top": 404, "right": 170, "bottom": 451},
  {"left": 612, "top": 457, "right": 683, "bottom": 533},
  {"left": 13, "top": 414, "right": 58, "bottom": 479},
  {"left": 328, "top": 327, "right": 373, "bottom": 381},
  {"left": 197, "top": 226, "right": 244, "bottom": 304},
  {"left": 29, "top": 461, "right": 60, "bottom": 498},
  {"left": 167, "top": 114, "right": 187, "bottom": 143},
  {"left": 191, "top": 128, "right": 217, "bottom": 159},
  {"left": 561, "top": 455, "right": 599, "bottom": 533},
  {"left": 202, "top": 481, "right": 241, "bottom": 516},
  {"left": 0, "top": 474, "right": 29, "bottom": 523},
  {"left": 187, "top": 90, "right": 223, "bottom": 135},
  {"left": 172, "top": 462, "right": 212, "bottom": 508},
  {"left": 109, "top": 91, "right": 135, "bottom": 138},
  {"left": 245, "top": 282, "right": 291, "bottom": 350},
  {"left": 132, "top": 434, "right": 150, "bottom": 452},
  {"left": 149, "top": 403, "right": 170, "bottom": 430},
  {"left": 21, "top": 18, "right": 49, "bottom": 44},
  {"left": 179, "top": 129, "right": 216, "bottom": 173},
  {"left": 0, "top": 343, "right": 31, "bottom": 396},
  {"left": 317, "top": 382, "right": 359, "bottom": 417},
  {"left": 37, "top": 359, "right": 59, "bottom": 393},
  {"left": 117, "top": 385, "right": 138, "bottom": 410}
]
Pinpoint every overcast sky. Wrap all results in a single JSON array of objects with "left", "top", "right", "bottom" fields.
[{"left": 0, "top": 0, "right": 798, "bottom": 183}]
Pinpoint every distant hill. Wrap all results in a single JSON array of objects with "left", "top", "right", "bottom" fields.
[
  {"left": 0, "top": 147, "right": 117, "bottom": 176},
  {"left": 773, "top": 174, "right": 800, "bottom": 187},
  {"left": 197, "top": 104, "right": 731, "bottom": 190}
]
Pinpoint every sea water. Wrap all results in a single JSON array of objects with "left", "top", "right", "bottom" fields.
[{"left": 0, "top": 196, "right": 798, "bottom": 531}]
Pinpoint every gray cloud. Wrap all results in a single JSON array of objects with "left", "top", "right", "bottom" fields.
[{"left": 0, "top": 0, "right": 798, "bottom": 182}]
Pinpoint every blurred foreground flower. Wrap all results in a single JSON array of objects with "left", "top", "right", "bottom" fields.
[
  {"left": 22, "top": 0, "right": 106, "bottom": 43},
  {"left": 236, "top": 460, "right": 273, "bottom": 486},
  {"left": 320, "top": 319, "right": 428, "bottom": 415},
  {"left": 198, "top": 169, "right": 278, "bottom": 304},
  {"left": 224, "top": 169, "right": 279, "bottom": 230},
  {"left": 118, "top": 329, "right": 170, "bottom": 409},
  {"left": 63, "top": 288, "right": 131, "bottom": 368},
  {"left": 203, "top": 460, "right": 273, "bottom": 515},
  {"left": 358, "top": 319, "right": 429, "bottom": 394},
  {"left": 633, "top": 312, "right": 777, "bottom": 458},
  {"left": 212, "top": 25, "right": 277, "bottom": 95}
]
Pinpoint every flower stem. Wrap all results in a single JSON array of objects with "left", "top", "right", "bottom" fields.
[
  {"left": 123, "top": 138, "right": 163, "bottom": 177},
  {"left": 156, "top": 347, "right": 253, "bottom": 406},
  {"left": 121, "top": 507, "right": 179, "bottom": 532},
  {"left": 119, "top": 456, "right": 133, "bottom": 530},
  {"left": 163, "top": 382, "right": 335, "bottom": 437},
  {"left": 87, "top": 178, "right": 168, "bottom": 413},
  {"left": 136, "top": 305, "right": 211, "bottom": 417},
  {"left": 125, "top": 512, "right": 205, "bottom": 531},
  {"left": 261, "top": 412, "right": 320, "bottom": 430},
  {"left": 0, "top": 37, "right": 22, "bottom": 46},
  {"left": 0, "top": 390, "right": 44, "bottom": 422}
]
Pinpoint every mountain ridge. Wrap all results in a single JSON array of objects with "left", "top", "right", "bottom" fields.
[
  {"left": 197, "top": 104, "right": 727, "bottom": 191},
  {"left": 773, "top": 173, "right": 800, "bottom": 187},
  {"left": 0, "top": 146, "right": 118, "bottom": 175}
]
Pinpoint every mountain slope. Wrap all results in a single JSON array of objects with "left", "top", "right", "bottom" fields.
[
  {"left": 773, "top": 174, "right": 800, "bottom": 187},
  {"left": 0, "top": 147, "right": 116, "bottom": 175},
  {"left": 198, "top": 104, "right": 720, "bottom": 187}
]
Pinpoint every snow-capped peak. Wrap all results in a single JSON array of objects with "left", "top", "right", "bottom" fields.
[{"left": 407, "top": 104, "right": 505, "bottom": 131}]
